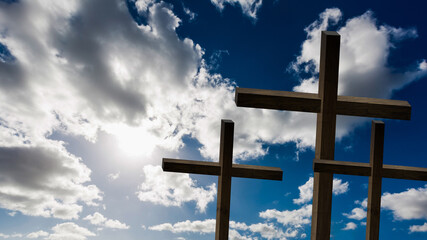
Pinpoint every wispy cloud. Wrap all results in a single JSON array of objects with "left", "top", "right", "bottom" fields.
[
  {"left": 210, "top": 0, "right": 263, "bottom": 20},
  {"left": 84, "top": 212, "right": 129, "bottom": 229}
]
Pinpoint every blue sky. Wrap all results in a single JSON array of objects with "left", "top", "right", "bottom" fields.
[{"left": 0, "top": 0, "right": 426, "bottom": 239}]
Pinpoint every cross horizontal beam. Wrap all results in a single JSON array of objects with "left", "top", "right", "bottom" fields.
[
  {"left": 235, "top": 87, "right": 411, "bottom": 120},
  {"left": 163, "top": 158, "right": 283, "bottom": 181},
  {"left": 313, "top": 159, "right": 427, "bottom": 181}
]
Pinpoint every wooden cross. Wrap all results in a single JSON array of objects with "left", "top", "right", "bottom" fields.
[
  {"left": 162, "top": 119, "right": 283, "bottom": 240},
  {"left": 314, "top": 120, "right": 427, "bottom": 240},
  {"left": 234, "top": 31, "right": 412, "bottom": 239}
]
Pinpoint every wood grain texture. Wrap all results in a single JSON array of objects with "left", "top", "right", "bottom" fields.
[
  {"left": 366, "top": 121, "right": 384, "bottom": 240},
  {"left": 235, "top": 87, "right": 321, "bottom": 113},
  {"left": 231, "top": 164, "right": 282, "bottom": 180},
  {"left": 162, "top": 158, "right": 283, "bottom": 181},
  {"left": 216, "top": 120, "right": 234, "bottom": 240},
  {"left": 235, "top": 88, "right": 411, "bottom": 120},
  {"left": 163, "top": 120, "right": 284, "bottom": 240},
  {"left": 311, "top": 31, "right": 340, "bottom": 240},
  {"left": 313, "top": 159, "right": 370, "bottom": 176},
  {"left": 337, "top": 96, "right": 411, "bottom": 120},
  {"left": 162, "top": 158, "right": 220, "bottom": 176}
]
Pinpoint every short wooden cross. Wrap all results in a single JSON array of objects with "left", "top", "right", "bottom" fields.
[
  {"left": 162, "top": 119, "right": 283, "bottom": 240},
  {"left": 234, "top": 31, "right": 412, "bottom": 239},
  {"left": 314, "top": 120, "right": 427, "bottom": 240}
]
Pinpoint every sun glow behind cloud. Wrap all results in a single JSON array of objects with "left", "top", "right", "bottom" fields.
[
  {"left": 108, "top": 124, "right": 159, "bottom": 157},
  {"left": 0, "top": 0, "right": 426, "bottom": 239}
]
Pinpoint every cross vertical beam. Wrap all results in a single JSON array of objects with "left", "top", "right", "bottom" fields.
[
  {"left": 162, "top": 119, "right": 283, "bottom": 240},
  {"left": 311, "top": 31, "right": 340, "bottom": 240},
  {"left": 216, "top": 120, "right": 234, "bottom": 240},
  {"left": 366, "top": 121, "right": 384, "bottom": 240},
  {"left": 313, "top": 120, "right": 427, "bottom": 239}
]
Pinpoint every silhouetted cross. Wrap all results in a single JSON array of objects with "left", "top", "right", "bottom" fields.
[
  {"left": 235, "top": 31, "right": 411, "bottom": 239},
  {"left": 162, "top": 119, "right": 283, "bottom": 240}
]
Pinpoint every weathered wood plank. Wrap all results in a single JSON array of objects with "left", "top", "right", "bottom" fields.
[
  {"left": 235, "top": 88, "right": 411, "bottom": 120},
  {"left": 366, "top": 121, "right": 384, "bottom": 240},
  {"left": 232, "top": 164, "right": 283, "bottom": 180},
  {"left": 162, "top": 158, "right": 283, "bottom": 181},
  {"left": 313, "top": 159, "right": 427, "bottom": 181},
  {"left": 235, "top": 88, "right": 321, "bottom": 113},
  {"left": 337, "top": 96, "right": 411, "bottom": 120},
  {"left": 216, "top": 120, "right": 234, "bottom": 240},
  {"left": 311, "top": 31, "right": 340, "bottom": 240},
  {"left": 313, "top": 159, "right": 370, "bottom": 176},
  {"left": 162, "top": 158, "right": 220, "bottom": 176},
  {"left": 382, "top": 165, "right": 427, "bottom": 180}
]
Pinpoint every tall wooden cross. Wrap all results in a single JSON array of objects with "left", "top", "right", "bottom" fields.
[
  {"left": 162, "top": 119, "right": 283, "bottom": 240},
  {"left": 234, "top": 31, "right": 412, "bottom": 239},
  {"left": 314, "top": 120, "right": 427, "bottom": 240}
]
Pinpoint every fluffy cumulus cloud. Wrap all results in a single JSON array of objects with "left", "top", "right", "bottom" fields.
[
  {"left": 149, "top": 218, "right": 296, "bottom": 240},
  {"left": 260, "top": 204, "right": 312, "bottom": 228},
  {"left": 381, "top": 185, "right": 427, "bottom": 220},
  {"left": 293, "top": 177, "right": 349, "bottom": 205},
  {"left": 0, "top": 0, "right": 425, "bottom": 221},
  {"left": 0, "top": 222, "right": 94, "bottom": 240},
  {"left": 26, "top": 231, "right": 49, "bottom": 239},
  {"left": 344, "top": 185, "right": 427, "bottom": 229},
  {"left": 148, "top": 176, "right": 349, "bottom": 239},
  {"left": 210, "top": 0, "right": 263, "bottom": 19},
  {"left": 342, "top": 222, "right": 357, "bottom": 230},
  {"left": 0, "top": 233, "right": 23, "bottom": 239},
  {"left": 343, "top": 207, "right": 366, "bottom": 220},
  {"left": 84, "top": 212, "right": 130, "bottom": 229},
  {"left": 410, "top": 222, "right": 427, "bottom": 233},
  {"left": 136, "top": 165, "right": 216, "bottom": 212},
  {"left": 47, "top": 222, "right": 95, "bottom": 240},
  {"left": 291, "top": 8, "right": 427, "bottom": 141},
  {"left": 0, "top": 143, "right": 102, "bottom": 219},
  {"left": 149, "top": 219, "right": 215, "bottom": 233}
]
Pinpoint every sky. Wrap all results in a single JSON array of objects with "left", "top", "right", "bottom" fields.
[{"left": 0, "top": 0, "right": 426, "bottom": 239}]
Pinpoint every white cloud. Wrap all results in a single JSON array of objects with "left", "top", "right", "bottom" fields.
[
  {"left": 332, "top": 178, "right": 350, "bottom": 195},
  {"left": 7, "top": 211, "right": 16, "bottom": 217},
  {"left": 47, "top": 222, "right": 95, "bottom": 240},
  {"left": 346, "top": 186, "right": 427, "bottom": 224},
  {"left": 104, "top": 219, "right": 130, "bottom": 230},
  {"left": 410, "top": 222, "right": 427, "bottom": 233},
  {"left": 0, "top": 143, "right": 102, "bottom": 219},
  {"left": 149, "top": 219, "right": 296, "bottom": 240},
  {"left": 26, "top": 230, "right": 49, "bottom": 239},
  {"left": 135, "top": 0, "right": 155, "bottom": 13},
  {"left": 293, "top": 177, "right": 349, "bottom": 204},
  {"left": 107, "top": 172, "right": 120, "bottom": 181},
  {"left": 210, "top": 0, "right": 263, "bottom": 19},
  {"left": 381, "top": 185, "right": 427, "bottom": 220},
  {"left": 183, "top": 5, "right": 196, "bottom": 22},
  {"left": 136, "top": 165, "right": 217, "bottom": 212},
  {"left": 0, "top": 233, "right": 23, "bottom": 239},
  {"left": 343, "top": 207, "right": 366, "bottom": 220},
  {"left": 84, "top": 212, "right": 129, "bottom": 229},
  {"left": 291, "top": 8, "right": 427, "bottom": 143},
  {"left": 249, "top": 222, "right": 298, "bottom": 239},
  {"left": 260, "top": 204, "right": 312, "bottom": 228},
  {"left": 149, "top": 219, "right": 215, "bottom": 233},
  {"left": 0, "top": 0, "right": 425, "bottom": 219},
  {"left": 342, "top": 222, "right": 357, "bottom": 230}
]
